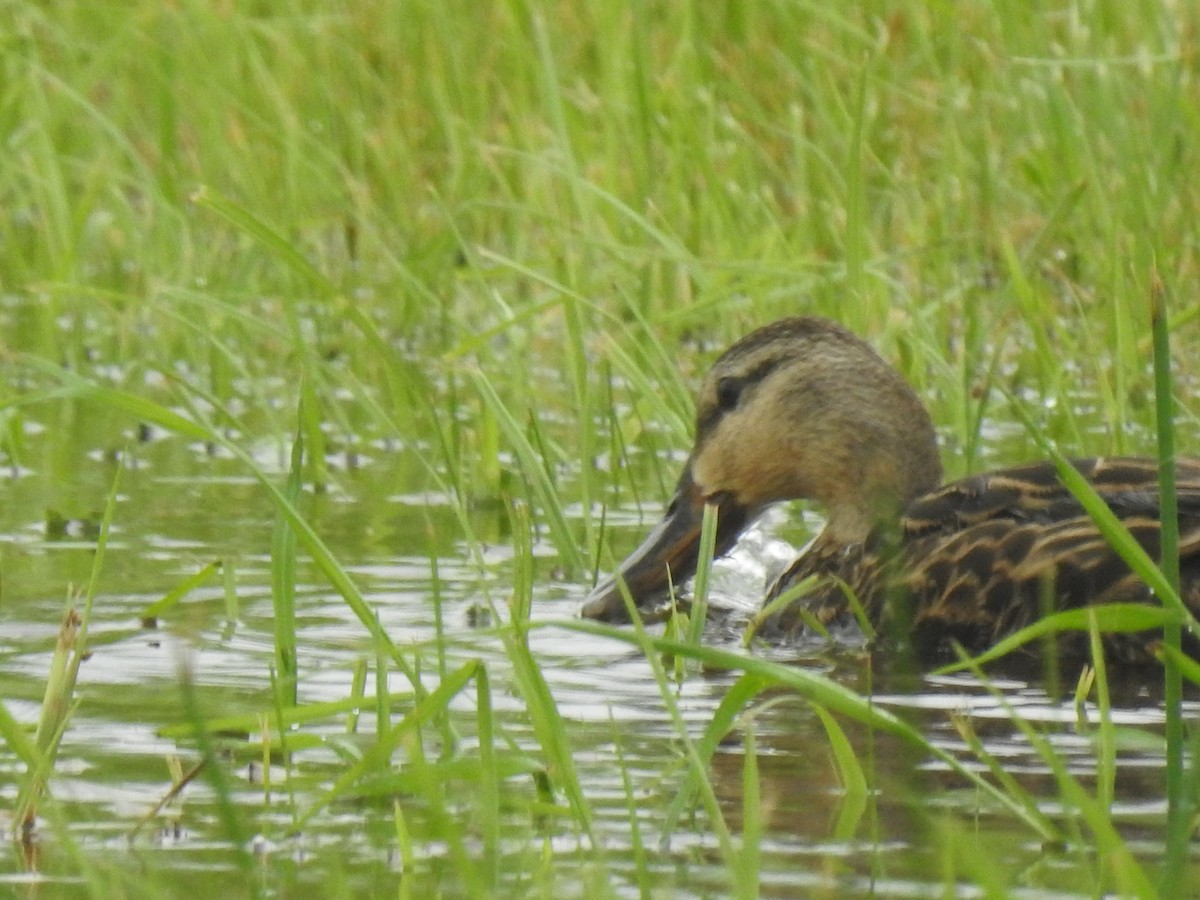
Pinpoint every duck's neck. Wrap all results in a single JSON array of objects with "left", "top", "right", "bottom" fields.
[
  {"left": 821, "top": 451, "right": 941, "bottom": 546},
  {"left": 823, "top": 505, "right": 884, "bottom": 546}
]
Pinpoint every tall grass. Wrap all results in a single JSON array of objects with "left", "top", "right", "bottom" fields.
[
  {"left": 1151, "top": 276, "right": 1189, "bottom": 893},
  {"left": 3, "top": 0, "right": 1200, "bottom": 895}
]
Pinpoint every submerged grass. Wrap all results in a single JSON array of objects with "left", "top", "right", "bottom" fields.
[
  {"left": 3, "top": 0, "right": 1200, "bottom": 895},
  {"left": 13, "top": 458, "right": 122, "bottom": 833}
]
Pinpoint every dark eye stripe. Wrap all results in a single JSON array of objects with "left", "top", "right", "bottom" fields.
[{"left": 695, "top": 357, "right": 786, "bottom": 438}]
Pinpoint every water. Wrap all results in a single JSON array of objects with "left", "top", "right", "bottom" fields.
[{"left": 0, "top": 403, "right": 1195, "bottom": 897}]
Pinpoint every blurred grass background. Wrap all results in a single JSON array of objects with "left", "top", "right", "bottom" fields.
[{"left": 6, "top": 2, "right": 1199, "bottom": 474}]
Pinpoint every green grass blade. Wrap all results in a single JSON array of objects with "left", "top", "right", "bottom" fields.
[
  {"left": 501, "top": 626, "right": 594, "bottom": 839},
  {"left": 191, "top": 185, "right": 337, "bottom": 296},
  {"left": 14, "top": 608, "right": 81, "bottom": 830},
  {"left": 271, "top": 416, "right": 304, "bottom": 707},
  {"left": 158, "top": 692, "right": 416, "bottom": 741},
  {"left": 613, "top": 718, "right": 651, "bottom": 897},
  {"left": 811, "top": 703, "right": 869, "bottom": 799},
  {"left": 1150, "top": 275, "right": 1187, "bottom": 895},
  {"left": 735, "top": 722, "right": 761, "bottom": 900},
  {"left": 686, "top": 502, "right": 719, "bottom": 646},
  {"left": 1086, "top": 613, "right": 1116, "bottom": 814},
  {"left": 12, "top": 360, "right": 213, "bottom": 442},
  {"left": 0, "top": 699, "right": 42, "bottom": 771},
  {"left": 620, "top": 601, "right": 740, "bottom": 868},
  {"left": 932, "top": 603, "right": 1178, "bottom": 674},
  {"left": 17, "top": 457, "right": 123, "bottom": 828},
  {"left": 469, "top": 368, "right": 586, "bottom": 574},
  {"left": 140, "top": 559, "right": 223, "bottom": 620},
  {"left": 744, "top": 574, "right": 824, "bottom": 645},
  {"left": 662, "top": 672, "right": 769, "bottom": 837},
  {"left": 1156, "top": 642, "right": 1200, "bottom": 687},
  {"left": 475, "top": 665, "right": 500, "bottom": 888}
]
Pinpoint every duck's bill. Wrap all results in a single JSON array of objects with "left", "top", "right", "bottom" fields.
[{"left": 580, "top": 471, "right": 753, "bottom": 623}]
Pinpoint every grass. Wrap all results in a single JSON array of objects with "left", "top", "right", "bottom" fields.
[{"left": 3, "top": 0, "right": 1200, "bottom": 895}]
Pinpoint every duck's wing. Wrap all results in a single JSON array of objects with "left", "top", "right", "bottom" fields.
[
  {"left": 894, "top": 507, "right": 1200, "bottom": 664},
  {"left": 765, "top": 457, "right": 1200, "bottom": 663},
  {"left": 901, "top": 456, "right": 1200, "bottom": 538}
]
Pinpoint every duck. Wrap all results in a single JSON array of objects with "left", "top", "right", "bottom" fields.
[{"left": 581, "top": 316, "right": 1200, "bottom": 666}]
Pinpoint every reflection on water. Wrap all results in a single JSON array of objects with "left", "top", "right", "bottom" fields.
[{"left": 0, "top": 413, "right": 1195, "bottom": 896}]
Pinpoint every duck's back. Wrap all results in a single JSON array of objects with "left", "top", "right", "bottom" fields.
[
  {"left": 904, "top": 457, "right": 1200, "bottom": 534},
  {"left": 765, "top": 457, "right": 1200, "bottom": 664}
]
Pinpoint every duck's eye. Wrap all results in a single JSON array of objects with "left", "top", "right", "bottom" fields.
[{"left": 715, "top": 376, "right": 744, "bottom": 412}]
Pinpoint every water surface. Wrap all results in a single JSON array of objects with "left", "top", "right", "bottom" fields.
[{"left": 0, "top": 401, "right": 1193, "bottom": 897}]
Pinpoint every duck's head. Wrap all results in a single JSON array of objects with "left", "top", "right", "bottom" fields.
[{"left": 581, "top": 316, "right": 943, "bottom": 622}]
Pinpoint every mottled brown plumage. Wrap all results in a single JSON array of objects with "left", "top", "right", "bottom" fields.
[{"left": 582, "top": 317, "right": 1200, "bottom": 666}]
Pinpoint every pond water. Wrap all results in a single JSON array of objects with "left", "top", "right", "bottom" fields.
[{"left": 0, "top": 398, "right": 1196, "bottom": 897}]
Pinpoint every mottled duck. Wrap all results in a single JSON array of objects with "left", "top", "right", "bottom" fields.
[{"left": 582, "top": 317, "right": 1200, "bottom": 666}]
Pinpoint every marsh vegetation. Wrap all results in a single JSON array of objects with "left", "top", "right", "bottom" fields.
[{"left": 2, "top": 2, "right": 1200, "bottom": 896}]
